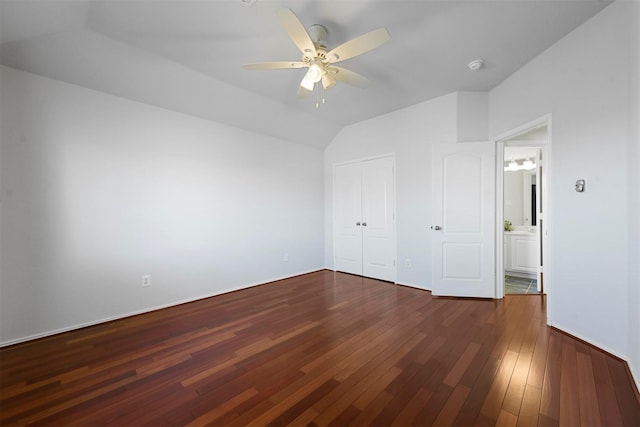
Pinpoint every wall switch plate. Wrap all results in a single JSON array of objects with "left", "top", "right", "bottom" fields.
[
  {"left": 405, "top": 259, "right": 411, "bottom": 268},
  {"left": 283, "top": 253, "right": 289, "bottom": 262},
  {"left": 142, "top": 274, "right": 151, "bottom": 287}
]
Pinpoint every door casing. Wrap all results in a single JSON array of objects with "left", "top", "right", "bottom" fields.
[{"left": 494, "top": 114, "right": 553, "bottom": 324}]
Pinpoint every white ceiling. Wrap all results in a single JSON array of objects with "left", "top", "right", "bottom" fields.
[{"left": 0, "top": 0, "right": 612, "bottom": 148}]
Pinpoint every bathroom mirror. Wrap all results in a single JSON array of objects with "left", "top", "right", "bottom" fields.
[{"left": 504, "top": 147, "right": 539, "bottom": 227}]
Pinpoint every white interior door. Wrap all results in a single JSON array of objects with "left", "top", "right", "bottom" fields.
[
  {"left": 334, "top": 162, "right": 363, "bottom": 276},
  {"left": 431, "top": 142, "right": 495, "bottom": 297},
  {"left": 362, "top": 157, "right": 395, "bottom": 282},
  {"left": 535, "top": 148, "right": 544, "bottom": 291},
  {"left": 334, "top": 156, "right": 396, "bottom": 282}
]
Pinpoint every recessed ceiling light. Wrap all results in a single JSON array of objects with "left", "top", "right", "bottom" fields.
[
  {"left": 467, "top": 59, "right": 484, "bottom": 71},
  {"left": 241, "top": 0, "right": 257, "bottom": 7}
]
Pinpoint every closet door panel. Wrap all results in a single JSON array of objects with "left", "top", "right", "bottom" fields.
[
  {"left": 334, "top": 162, "right": 363, "bottom": 276},
  {"left": 362, "top": 157, "right": 395, "bottom": 282}
]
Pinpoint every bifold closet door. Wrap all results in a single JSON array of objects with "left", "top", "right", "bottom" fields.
[{"left": 334, "top": 157, "right": 395, "bottom": 282}]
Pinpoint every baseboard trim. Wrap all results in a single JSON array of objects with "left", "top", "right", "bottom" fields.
[
  {"left": 394, "top": 281, "right": 433, "bottom": 293},
  {"left": 0, "top": 269, "right": 323, "bottom": 348}
]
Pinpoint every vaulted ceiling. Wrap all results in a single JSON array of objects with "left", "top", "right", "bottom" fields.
[{"left": 0, "top": 0, "right": 612, "bottom": 148}]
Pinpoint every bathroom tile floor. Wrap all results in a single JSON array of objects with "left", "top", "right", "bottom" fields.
[{"left": 505, "top": 275, "right": 539, "bottom": 294}]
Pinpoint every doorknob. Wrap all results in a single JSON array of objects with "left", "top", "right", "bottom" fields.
[
  {"left": 431, "top": 225, "right": 441, "bottom": 230},
  {"left": 356, "top": 222, "right": 361, "bottom": 226},
  {"left": 362, "top": 222, "right": 367, "bottom": 226}
]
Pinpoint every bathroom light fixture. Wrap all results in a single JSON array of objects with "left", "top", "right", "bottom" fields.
[
  {"left": 504, "top": 160, "right": 519, "bottom": 171},
  {"left": 522, "top": 158, "right": 536, "bottom": 170}
]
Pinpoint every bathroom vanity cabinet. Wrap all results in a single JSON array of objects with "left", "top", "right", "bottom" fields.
[{"left": 504, "top": 232, "right": 537, "bottom": 276}]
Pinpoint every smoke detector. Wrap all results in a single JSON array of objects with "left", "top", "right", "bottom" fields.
[{"left": 467, "top": 59, "right": 485, "bottom": 71}]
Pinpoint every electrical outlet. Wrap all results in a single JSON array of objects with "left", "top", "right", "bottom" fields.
[
  {"left": 283, "top": 253, "right": 289, "bottom": 262},
  {"left": 405, "top": 259, "right": 412, "bottom": 268},
  {"left": 142, "top": 274, "right": 151, "bottom": 287}
]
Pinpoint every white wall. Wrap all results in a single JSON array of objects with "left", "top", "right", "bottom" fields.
[
  {"left": 490, "top": 0, "right": 636, "bottom": 374},
  {"left": 457, "top": 92, "right": 489, "bottom": 142},
  {"left": 324, "top": 93, "right": 458, "bottom": 289},
  {"left": 0, "top": 66, "right": 324, "bottom": 345}
]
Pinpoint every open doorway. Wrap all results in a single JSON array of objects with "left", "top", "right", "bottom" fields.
[
  {"left": 503, "top": 145, "right": 542, "bottom": 294},
  {"left": 497, "top": 122, "right": 550, "bottom": 297}
]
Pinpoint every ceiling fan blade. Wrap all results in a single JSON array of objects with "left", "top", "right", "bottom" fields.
[
  {"left": 330, "top": 66, "right": 371, "bottom": 88},
  {"left": 276, "top": 8, "right": 317, "bottom": 57},
  {"left": 243, "top": 61, "right": 307, "bottom": 70},
  {"left": 326, "top": 28, "right": 390, "bottom": 64}
]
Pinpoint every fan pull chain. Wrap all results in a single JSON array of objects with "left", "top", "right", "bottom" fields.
[{"left": 314, "top": 82, "right": 326, "bottom": 109}]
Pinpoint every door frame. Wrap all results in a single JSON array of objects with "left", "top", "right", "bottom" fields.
[
  {"left": 494, "top": 115, "right": 553, "bottom": 320},
  {"left": 332, "top": 153, "right": 397, "bottom": 282}
]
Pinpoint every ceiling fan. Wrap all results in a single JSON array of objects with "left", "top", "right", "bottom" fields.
[{"left": 243, "top": 8, "right": 390, "bottom": 99}]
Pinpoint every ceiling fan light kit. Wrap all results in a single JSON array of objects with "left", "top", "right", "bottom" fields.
[
  {"left": 242, "top": 8, "right": 390, "bottom": 106},
  {"left": 307, "top": 63, "right": 324, "bottom": 83}
]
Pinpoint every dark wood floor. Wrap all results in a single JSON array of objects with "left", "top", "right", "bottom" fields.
[{"left": 1, "top": 270, "right": 638, "bottom": 426}]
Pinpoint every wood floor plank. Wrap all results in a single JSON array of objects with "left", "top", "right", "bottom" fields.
[
  {"left": 590, "top": 347, "right": 625, "bottom": 426},
  {"left": 431, "top": 384, "right": 471, "bottom": 426},
  {"left": 539, "top": 330, "right": 562, "bottom": 424},
  {"left": 606, "top": 355, "right": 640, "bottom": 426},
  {"left": 479, "top": 349, "right": 519, "bottom": 422},
  {"left": 502, "top": 348, "right": 534, "bottom": 415},
  {"left": 559, "top": 339, "right": 581, "bottom": 426},
  {"left": 575, "top": 351, "right": 601, "bottom": 426},
  {"left": 1, "top": 270, "right": 638, "bottom": 427},
  {"left": 389, "top": 387, "right": 433, "bottom": 426},
  {"left": 412, "top": 383, "right": 454, "bottom": 426},
  {"left": 453, "top": 340, "right": 502, "bottom": 425},
  {"left": 310, "top": 330, "right": 425, "bottom": 426},
  {"left": 527, "top": 326, "right": 549, "bottom": 390},
  {"left": 443, "top": 342, "right": 481, "bottom": 387},
  {"left": 516, "top": 384, "right": 541, "bottom": 427},
  {"left": 496, "top": 409, "right": 519, "bottom": 427}
]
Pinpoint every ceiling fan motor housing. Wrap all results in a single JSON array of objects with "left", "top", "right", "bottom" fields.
[{"left": 307, "top": 24, "right": 328, "bottom": 44}]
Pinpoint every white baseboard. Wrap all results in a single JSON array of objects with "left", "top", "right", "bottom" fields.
[{"left": 0, "top": 269, "right": 322, "bottom": 348}]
